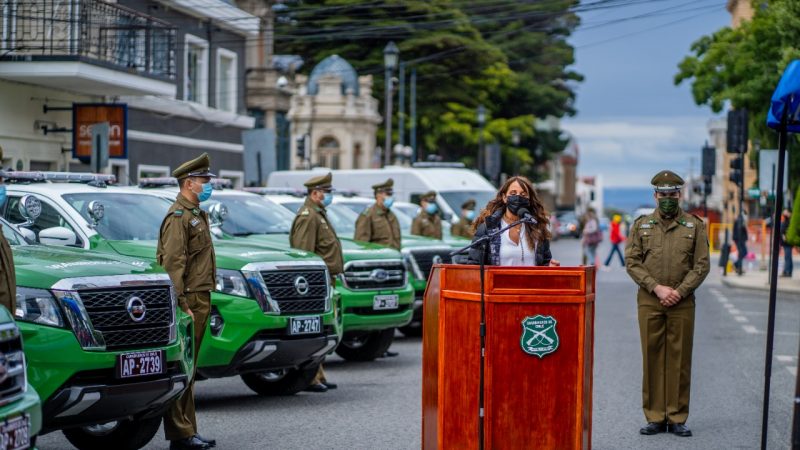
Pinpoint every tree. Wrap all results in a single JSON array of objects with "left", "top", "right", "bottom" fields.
[{"left": 674, "top": 0, "right": 800, "bottom": 193}]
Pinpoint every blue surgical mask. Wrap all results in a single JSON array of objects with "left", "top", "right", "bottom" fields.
[
  {"left": 425, "top": 203, "right": 438, "bottom": 215},
  {"left": 198, "top": 182, "right": 213, "bottom": 202},
  {"left": 465, "top": 210, "right": 476, "bottom": 221},
  {"left": 322, "top": 192, "right": 333, "bottom": 206},
  {"left": 384, "top": 196, "right": 394, "bottom": 209},
  {"left": 0, "top": 186, "right": 6, "bottom": 207}
]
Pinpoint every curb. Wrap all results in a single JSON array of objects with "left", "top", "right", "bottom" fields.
[{"left": 720, "top": 276, "right": 800, "bottom": 294}]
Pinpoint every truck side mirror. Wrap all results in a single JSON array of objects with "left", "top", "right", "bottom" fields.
[
  {"left": 208, "top": 203, "right": 228, "bottom": 228},
  {"left": 38, "top": 227, "right": 78, "bottom": 246},
  {"left": 17, "top": 195, "right": 42, "bottom": 227},
  {"left": 87, "top": 201, "right": 104, "bottom": 228}
]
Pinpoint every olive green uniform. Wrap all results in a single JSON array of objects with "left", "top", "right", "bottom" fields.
[
  {"left": 0, "top": 221, "right": 16, "bottom": 312},
  {"left": 411, "top": 212, "right": 442, "bottom": 239},
  {"left": 625, "top": 208, "right": 710, "bottom": 425},
  {"left": 450, "top": 219, "right": 474, "bottom": 239},
  {"left": 354, "top": 204, "right": 401, "bottom": 250}
]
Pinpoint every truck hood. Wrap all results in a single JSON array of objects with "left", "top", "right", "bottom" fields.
[
  {"left": 102, "top": 238, "right": 321, "bottom": 270},
  {"left": 13, "top": 244, "right": 155, "bottom": 288},
  {"left": 236, "top": 234, "right": 402, "bottom": 262}
]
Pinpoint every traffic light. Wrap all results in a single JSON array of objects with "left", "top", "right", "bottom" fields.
[
  {"left": 727, "top": 109, "right": 748, "bottom": 153},
  {"left": 702, "top": 142, "right": 716, "bottom": 176},
  {"left": 729, "top": 157, "right": 743, "bottom": 184},
  {"left": 295, "top": 135, "right": 306, "bottom": 159}
]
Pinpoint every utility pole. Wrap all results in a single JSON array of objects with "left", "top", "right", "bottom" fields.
[
  {"left": 410, "top": 68, "right": 417, "bottom": 163},
  {"left": 398, "top": 63, "right": 405, "bottom": 148}
]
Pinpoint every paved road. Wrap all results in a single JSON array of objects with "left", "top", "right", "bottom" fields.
[{"left": 39, "top": 238, "right": 799, "bottom": 449}]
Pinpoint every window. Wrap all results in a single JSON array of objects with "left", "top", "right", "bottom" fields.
[
  {"left": 353, "top": 143, "right": 362, "bottom": 169},
  {"left": 216, "top": 48, "right": 237, "bottom": 112},
  {"left": 316, "top": 136, "right": 341, "bottom": 169},
  {"left": 4, "top": 196, "right": 83, "bottom": 247},
  {"left": 219, "top": 170, "right": 244, "bottom": 189},
  {"left": 184, "top": 34, "right": 209, "bottom": 105}
]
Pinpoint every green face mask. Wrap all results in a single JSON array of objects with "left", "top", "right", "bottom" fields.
[{"left": 658, "top": 197, "right": 679, "bottom": 216}]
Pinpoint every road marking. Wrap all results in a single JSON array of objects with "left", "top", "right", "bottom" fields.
[
  {"left": 729, "top": 308, "right": 741, "bottom": 315},
  {"left": 776, "top": 355, "right": 796, "bottom": 363},
  {"left": 724, "top": 304, "right": 734, "bottom": 309},
  {"left": 717, "top": 297, "right": 729, "bottom": 304},
  {"left": 788, "top": 366, "right": 797, "bottom": 376},
  {"left": 734, "top": 316, "right": 748, "bottom": 323},
  {"left": 743, "top": 325, "right": 759, "bottom": 334},
  {"left": 710, "top": 288, "right": 721, "bottom": 296},
  {"left": 736, "top": 310, "right": 767, "bottom": 316}
]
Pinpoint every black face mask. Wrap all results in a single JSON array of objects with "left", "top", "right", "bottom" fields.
[{"left": 505, "top": 195, "right": 527, "bottom": 215}]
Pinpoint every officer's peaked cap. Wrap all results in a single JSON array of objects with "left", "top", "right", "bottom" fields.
[{"left": 173, "top": 153, "right": 217, "bottom": 179}]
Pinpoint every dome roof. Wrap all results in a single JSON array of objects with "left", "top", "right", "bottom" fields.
[{"left": 307, "top": 55, "right": 359, "bottom": 96}]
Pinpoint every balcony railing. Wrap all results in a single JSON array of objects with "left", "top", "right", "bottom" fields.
[{"left": 0, "top": 0, "right": 176, "bottom": 80}]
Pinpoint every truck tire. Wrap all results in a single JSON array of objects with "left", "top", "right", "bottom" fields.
[
  {"left": 241, "top": 362, "right": 320, "bottom": 396},
  {"left": 398, "top": 324, "right": 422, "bottom": 337},
  {"left": 335, "top": 329, "right": 395, "bottom": 361},
  {"left": 62, "top": 416, "right": 161, "bottom": 450}
]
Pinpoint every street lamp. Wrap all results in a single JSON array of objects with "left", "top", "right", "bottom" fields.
[
  {"left": 477, "top": 104, "right": 486, "bottom": 173},
  {"left": 511, "top": 128, "right": 521, "bottom": 146},
  {"left": 383, "top": 41, "right": 400, "bottom": 167}
]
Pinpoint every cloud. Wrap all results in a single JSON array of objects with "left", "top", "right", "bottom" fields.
[{"left": 562, "top": 116, "right": 716, "bottom": 187}]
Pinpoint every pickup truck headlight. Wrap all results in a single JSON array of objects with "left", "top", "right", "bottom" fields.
[
  {"left": 15, "top": 287, "right": 64, "bottom": 327},
  {"left": 215, "top": 269, "right": 252, "bottom": 298}
]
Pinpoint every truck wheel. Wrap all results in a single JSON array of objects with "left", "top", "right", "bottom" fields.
[
  {"left": 335, "top": 329, "right": 395, "bottom": 361},
  {"left": 241, "top": 362, "right": 319, "bottom": 396},
  {"left": 398, "top": 324, "right": 422, "bottom": 337},
  {"left": 62, "top": 416, "right": 161, "bottom": 450}
]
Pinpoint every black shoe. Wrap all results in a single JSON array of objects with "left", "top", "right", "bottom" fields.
[
  {"left": 639, "top": 422, "right": 666, "bottom": 435},
  {"left": 195, "top": 434, "right": 216, "bottom": 448},
  {"left": 382, "top": 350, "right": 399, "bottom": 358},
  {"left": 170, "top": 436, "right": 211, "bottom": 450},
  {"left": 323, "top": 381, "right": 337, "bottom": 389},
  {"left": 304, "top": 383, "right": 328, "bottom": 393},
  {"left": 670, "top": 423, "right": 692, "bottom": 437}
]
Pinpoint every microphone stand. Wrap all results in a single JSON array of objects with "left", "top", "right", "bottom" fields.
[{"left": 450, "top": 215, "right": 536, "bottom": 450}]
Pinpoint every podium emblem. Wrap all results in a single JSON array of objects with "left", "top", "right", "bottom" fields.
[{"left": 520, "top": 315, "right": 559, "bottom": 358}]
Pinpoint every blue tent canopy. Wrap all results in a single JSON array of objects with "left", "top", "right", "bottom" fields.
[{"left": 767, "top": 59, "right": 800, "bottom": 131}]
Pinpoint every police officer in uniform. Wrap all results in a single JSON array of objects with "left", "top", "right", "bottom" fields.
[
  {"left": 0, "top": 146, "right": 16, "bottom": 313},
  {"left": 451, "top": 199, "right": 477, "bottom": 239},
  {"left": 625, "top": 170, "right": 710, "bottom": 438},
  {"left": 411, "top": 191, "right": 442, "bottom": 239},
  {"left": 290, "top": 172, "right": 343, "bottom": 392},
  {"left": 354, "top": 178, "right": 401, "bottom": 250},
  {"left": 158, "top": 153, "right": 217, "bottom": 450}
]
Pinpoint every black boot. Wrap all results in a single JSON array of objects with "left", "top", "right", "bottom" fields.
[{"left": 639, "top": 422, "right": 666, "bottom": 435}]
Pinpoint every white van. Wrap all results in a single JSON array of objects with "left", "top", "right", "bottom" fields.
[{"left": 267, "top": 165, "right": 496, "bottom": 221}]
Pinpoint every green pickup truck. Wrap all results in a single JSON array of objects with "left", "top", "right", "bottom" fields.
[
  {"left": 2, "top": 174, "right": 340, "bottom": 399},
  {"left": 140, "top": 185, "right": 414, "bottom": 361},
  {"left": 0, "top": 305, "right": 42, "bottom": 450},
  {"left": 1, "top": 198, "right": 191, "bottom": 449}
]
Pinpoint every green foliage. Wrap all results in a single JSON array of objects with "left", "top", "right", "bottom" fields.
[
  {"left": 674, "top": 0, "right": 800, "bottom": 192},
  {"left": 788, "top": 185, "right": 800, "bottom": 247},
  {"left": 274, "top": 0, "right": 579, "bottom": 180}
]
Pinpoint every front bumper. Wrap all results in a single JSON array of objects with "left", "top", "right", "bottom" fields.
[
  {"left": 0, "top": 384, "right": 42, "bottom": 440},
  {"left": 336, "top": 281, "right": 414, "bottom": 332},
  {"left": 197, "top": 293, "right": 341, "bottom": 377}
]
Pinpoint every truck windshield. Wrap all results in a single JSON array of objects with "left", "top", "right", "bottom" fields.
[
  {"left": 1, "top": 220, "right": 29, "bottom": 246},
  {"left": 62, "top": 193, "right": 170, "bottom": 241},
  {"left": 438, "top": 191, "right": 495, "bottom": 217},
  {"left": 204, "top": 195, "right": 293, "bottom": 236}
]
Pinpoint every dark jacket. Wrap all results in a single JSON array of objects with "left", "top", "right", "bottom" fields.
[{"left": 466, "top": 217, "right": 552, "bottom": 266}]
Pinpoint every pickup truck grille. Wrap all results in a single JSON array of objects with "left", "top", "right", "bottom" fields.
[
  {"left": 261, "top": 270, "right": 328, "bottom": 314},
  {"left": 78, "top": 287, "right": 174, "bottom": 351},
  {"left": 409, "top": 249, "right": 452, "bottom": 280},
  {"left": 0, "top": 324, "right": 26, "bottom": 407},
  {"left": 342, "top": 260, "right": 406, "bottom": 290}
]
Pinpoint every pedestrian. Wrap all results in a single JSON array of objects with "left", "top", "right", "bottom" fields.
[
  {"left": 411, "top": 191, "right": 442, "bottom": 239},
  {"left": 781, "top": 208, "right": 793, "bottom": 277},
  {"left": 290, "top": 172, "right": 343, "bottom": 392},
  {"left": 0, "top": 146, "right": 16, "bottom": 314},
  {"left": 354, "top": 178, "right": 401, "bottom": 250},
  {"left": 581, "top": 208, "right": 602, "bottom": 266},
  {"left": 451, "top": 199, "right": 477, "bottom": 239},
  {"left": 625, "top": 170, "right": 710, "bottom": 438},
  {"left": 732, "top": 209, "right": 748, "bottom": 276},
  {"left": 353, "top": 178, "right": 401, "bottom": 358},
  {"left": 467, "top": 176, "right": 560, "bottom": 267},
  {"left": 157, "top": 153, "right": 217, "bottom": 450},
  {"left": 603, "top": 214, "right": 626, "bottom": 267}
]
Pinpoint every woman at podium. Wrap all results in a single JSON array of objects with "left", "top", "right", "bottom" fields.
[{"left": 468, "top": 176, "right": 559, "bottom": 266}]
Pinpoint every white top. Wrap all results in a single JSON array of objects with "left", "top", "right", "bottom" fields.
[{"left": 499, "top": 221, "right": 537, "bottom": 266}]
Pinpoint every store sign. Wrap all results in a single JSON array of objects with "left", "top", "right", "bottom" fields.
[{"left": 72, "top": 103, "right": 127, "bottom": 159}]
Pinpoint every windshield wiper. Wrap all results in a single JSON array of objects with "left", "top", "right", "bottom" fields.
[{"left": 232, "top": 232, "right": 257, "bottom": 237}]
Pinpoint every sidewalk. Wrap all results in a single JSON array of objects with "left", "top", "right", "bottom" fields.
[{"left": 719, "top": 267, "right": 800, "bottom": 294}]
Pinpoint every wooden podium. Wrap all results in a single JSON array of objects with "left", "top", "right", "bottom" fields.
[{"left": 422, "top": 265, "right": 596, "bottom": 450}]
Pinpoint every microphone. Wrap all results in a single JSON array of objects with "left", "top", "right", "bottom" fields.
[{"left": 516, "top": 207, "right": 538, "bottom": 224}]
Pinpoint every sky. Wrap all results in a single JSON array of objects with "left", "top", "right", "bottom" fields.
[{"left": 562, "top": 0, "right": 732, "bottom": 187}]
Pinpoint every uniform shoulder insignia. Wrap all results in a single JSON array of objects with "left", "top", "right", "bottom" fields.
[
  {"left": 173, "top": 210, "right": 184, "bottom": 217},
  {"left": 300, "top": 208, "right": 310, "bottom": 216},
  {"left": 639, "top": 223, "right": 653, "bottom": 229},
  {"left": 192, "top": 208, "right": 200, "bottom": 216}
]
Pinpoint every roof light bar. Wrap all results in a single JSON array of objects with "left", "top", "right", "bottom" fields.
[
  {"left": 0, "top": 171, "right": 116, "bottom": 185},
  {"left": 138, "top": 177, "right": 179, "bottom": 188},
  {"left": 242, "top": 187, "right": 306, "bottom": 197}
]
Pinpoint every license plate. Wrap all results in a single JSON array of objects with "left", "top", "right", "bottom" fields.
[
  {"left": 0, "top": 415, "right": 29, "bottom": 450},
  {"left": 117, "top": 350, "right": 165, "bottom": 379},
  {"left": 373, "top": 294, "right": 399, "bottom": 310},
  {"left": 289, "top": 316, "right": 321, "bottom": 335}
]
